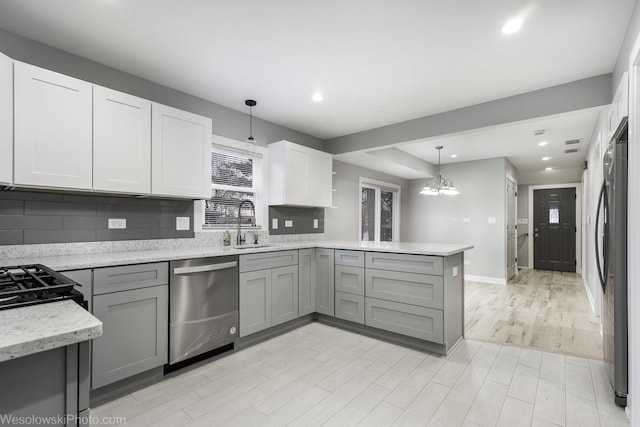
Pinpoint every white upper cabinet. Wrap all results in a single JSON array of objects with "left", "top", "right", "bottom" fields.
[
  {"left": 268, "top": 140, "right": 333, "bottom": 207},
  {"left": 93, "top": 86, "right": 151, "bottom": 194},
  {"left": 14, "top": 62, "right": 93, "bottom": 190},
  {"left": 608, "top": 71, "right": 629, "bottom": 139},
  {"left": 0, "top": 52, "right": 12, "bottom": 186},
  {"left": 151, "top": 103, "right": 212, "bottom": 199}
]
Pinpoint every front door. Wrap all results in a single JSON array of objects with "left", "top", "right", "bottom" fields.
[{"left": 533, "top": 188, "right": 576, "bottom": 272}]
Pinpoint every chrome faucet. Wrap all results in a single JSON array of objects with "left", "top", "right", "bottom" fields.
[{"left": 237, "top": 199, "right": 255, "bottom": 245}]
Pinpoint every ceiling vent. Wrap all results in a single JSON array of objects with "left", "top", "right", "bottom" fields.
[
  {"left": 565, "top": 139, "right": 581, "bottom": 145},
  {"left": 565, "top": 148, "right": 580, "bottom": 154}
]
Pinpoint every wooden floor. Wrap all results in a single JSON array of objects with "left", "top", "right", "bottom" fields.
[
  {"left": 464, "top": 269, "right": 603, "bottom": 360},
  {"left": 92, "top": 323, "right": 628, "bottom": 426}
]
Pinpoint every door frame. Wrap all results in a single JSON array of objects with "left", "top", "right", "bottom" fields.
[
  {"left": 506, "top": 174, "right": 518, "bottom": 280},
  {"left": 528, "top": 183, "right": 582, "bottom": 274}
]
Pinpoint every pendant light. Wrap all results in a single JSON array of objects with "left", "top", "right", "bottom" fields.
[
  {"left": 245, "top": 99, "right": 257, "bottom": 143},
  {"left": 420, "top": 146, "right": 459, "bottom": 196}
]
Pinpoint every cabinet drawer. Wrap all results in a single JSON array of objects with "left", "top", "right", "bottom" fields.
[
  {"left": 366, "top": 269, "right": 443, "bottom": 309},
  {"left": 335, "top": 250, "right": 364, "bottom": 267},
  {"left": 335, "top": 292, "right": 364, "bottom": 324},
  {"left": 365, "top": 252, "right": 443, "bottom": 275},
  {"left": 240, "top": 250, "right": 298, "bottom": 272},
  {"left": 365, "top": 297, "right": 444, "bottom": 343},
  {"left": 335, "top": 265, "right": 364, "bottom": 296},
  {"left": 94, "top": 262, "right": 168, "bottom": 295}
]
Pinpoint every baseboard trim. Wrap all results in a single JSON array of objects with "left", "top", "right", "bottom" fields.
[
  {"left": 465, "top": 275, "right": 507, "bottom": 285},
  {"left": 583, "top": 278, "right": 597, "bottom": 315}
]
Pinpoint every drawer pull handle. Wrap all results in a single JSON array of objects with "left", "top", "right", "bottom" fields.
[{"left": 173, "top": 262, "right": 237, "bottom": 275}]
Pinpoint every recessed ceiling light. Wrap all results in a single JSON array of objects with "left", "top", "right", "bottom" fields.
[
  {"left": 538, "top": 141, "right": 548, "bottom": 146},
  {"left": 545, "top": 167, "right": 553, "bottom": 171},
  {"left": 312, "top": 93, "right": 323, "bottom": 102},
  {"left": 542, "top": 157, "right": 550, "bottom": 161},
  {"left": 502, "top": 18, "right": 523, "bottom": 35},
  {"left": 451, "top": 154, "right": 458, "bottom": 158}
]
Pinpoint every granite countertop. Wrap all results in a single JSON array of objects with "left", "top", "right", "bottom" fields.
[
  {"left": 3, "top": 240, "right": 473, "bottom": 271},
  {"left": 0, "top": 300, "right": 103, "bottom": 362}
]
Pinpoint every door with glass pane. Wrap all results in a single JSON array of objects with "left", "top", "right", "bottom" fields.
[
  {"left": 361, "top": 181, "right": 399, "bottom": 242},
  {"left": 533, "top": 188, "right": 576, "bottom": 272}
]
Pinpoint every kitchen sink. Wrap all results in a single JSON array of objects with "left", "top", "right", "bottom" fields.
[{"left": 233, "top": 244, "right": 271, "bottom": 250}]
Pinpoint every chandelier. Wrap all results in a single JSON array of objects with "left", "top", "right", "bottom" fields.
[{"left": 420, "top": 146, "right": 459, "bottom": 196}]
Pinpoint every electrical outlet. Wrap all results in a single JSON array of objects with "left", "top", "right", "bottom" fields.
[
  {"left": 285, "top": 220, "right": 293, "bottom": 228},
  {"left": 108, "top": 218, "right": 126, "bottom": 229},
  {"left": 313, "top": 219, "right": 319, "bottom": 229},
  {"left": 488, "top": 217, "right": 497, "bottom": 224},
  {"left": 272, "top": 218, "right": 278, "bottom": 229},
  {"left": 452, "top": 266, "right": 458, "bottom": 277},
  {"left": 176, "top": 217, "right": 190, "bottom": 231},
  {"left": 463, "top": 218, "right": 471, "bottom": 223},
  {"left": 464, "top": 260, "right": 471, "bottom": 265}
]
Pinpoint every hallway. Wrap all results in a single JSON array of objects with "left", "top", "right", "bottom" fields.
[{"left": 464, "top": 269, "right": 603, "bottom": 359}]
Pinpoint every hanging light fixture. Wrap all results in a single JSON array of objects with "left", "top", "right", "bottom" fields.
[
  {"left": 420, "top": 146, "right": 459, "bottom": 196},
  {"left": 245, "top": 99, "right": 257, "bottom": 143}
]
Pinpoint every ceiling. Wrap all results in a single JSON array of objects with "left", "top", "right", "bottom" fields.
[
  {"left": 335, "top": 107, "right": 605, "bottom": 184},
  {"left": 0, "top": 0, "right": 634, "bottom": 141},
  {"left": 0, "top": 1, "right": 634, "bottom": 187}
]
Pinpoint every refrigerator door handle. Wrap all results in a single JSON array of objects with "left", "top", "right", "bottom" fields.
[{"left": 595, "top": 180, "right": 607, "bottom": 291}]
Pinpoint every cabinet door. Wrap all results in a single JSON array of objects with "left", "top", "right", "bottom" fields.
[
  {"left": 94, "top": 86, "right": 151, "bottom": 194},
  {"left": 14, "top": 62, "right": 92, "bottom": 190},
  {"left": 92, "top": 286, "right": 168, "bottom": 389},
  {"left": 315, "top": 248, "right": 335, "bottom": 316},
  {"left": 298, "top": 248, "right": 316, "bottom": 316},
  {"left": 0, "top": 52, "right": 11, "bottom": 186},
  {"left": 365, "top": 269, "right": 443, "bottom": 310},
  {"left": 335, "top": 265, "right": 364, "bottom": 296},
  {"left": 151, "top": 103, "right": 211, "bottom": 199},
  {"left": 239, "top": 270, "right": 272, "bottom": 337},
  {"left": 284, "top": 144, "right": 308, "bottom": 205},
  {"left": 271, "top": 265, "right": 299, "bottom": 326},
  {"left": 365, "top": 297, "right": 444, "bottom": 343}
]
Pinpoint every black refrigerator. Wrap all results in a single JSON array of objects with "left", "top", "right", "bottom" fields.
[{"left": 595, "top": 118, "right": 628, "bottom": 407}]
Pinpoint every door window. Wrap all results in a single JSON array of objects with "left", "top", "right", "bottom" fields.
[{"left": 360, "top": 179, "right": 400, "bottom": 242}]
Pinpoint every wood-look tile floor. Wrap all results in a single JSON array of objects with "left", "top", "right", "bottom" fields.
[
  {"left": 92, "top": 322, "right": 628, "bottom": 426},
  {"left": 464, "top": 269, "right": 603, "bottom": 360}
]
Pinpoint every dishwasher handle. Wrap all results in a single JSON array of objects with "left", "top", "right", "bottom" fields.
[{"left": 173, "top": 261, "right": 237, "bottom": 275}]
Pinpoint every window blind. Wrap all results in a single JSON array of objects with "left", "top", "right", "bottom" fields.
[{"left": 205, "top": 151, "right": 256, "bottom": 227}]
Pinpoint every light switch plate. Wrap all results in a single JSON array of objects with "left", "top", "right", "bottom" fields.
[
  {"left": 176, "top": 217, "right": 190, "bottom": 231},
  {"left": 452, "top": 266, "right": 458, "bottom": 277},
  {"left": 464, "top": 260, "right": 471, "bottom": 265},
  {"left": 313, "top": 219, "right": 319, "bottom": 229},
  {"left": 108, "top": 218, "right": 126, "bottom": 229},
  {"left": 272, "top": 218, "right": 278, "bottom": 229},
  {"left": 285, "top": 220, "right": 293, "bottom": 228},
  {"left": 488, "top": 217, "right": 497, "bottom": 224},
  {"left": 463, "top": 218, "right": 471, "bottom": 223}
]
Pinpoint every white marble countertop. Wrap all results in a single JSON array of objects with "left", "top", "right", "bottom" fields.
[
  {"left": 0, "top": 300, "right": 103, "bottom": 362},
  {"left": 3, "top": 241, "right": 473, "bottom": 271}
]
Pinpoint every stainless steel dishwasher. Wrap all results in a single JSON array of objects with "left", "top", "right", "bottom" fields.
[{"left": 169, "top": 256, "right": 238, "bottom": 365}]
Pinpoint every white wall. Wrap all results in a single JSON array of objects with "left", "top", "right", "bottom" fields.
[
  {"left": 403, "top": 157, "right": 512, "bottom": 283},
  {"left": 324, "top": 160, "right": 408, "bottom": 241},
  {"left": 517, "top": 184, "right": 531, "bottom": 268}
]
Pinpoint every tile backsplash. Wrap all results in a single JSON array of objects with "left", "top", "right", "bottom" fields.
[
  {"left": 268, "top": 206, "right": 324, "bottom": 235},
  {"left": 0, "top": 190, "right": 194, "bottom": 245}
]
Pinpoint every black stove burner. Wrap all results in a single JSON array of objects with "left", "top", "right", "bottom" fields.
[{"left": 0, "top": 264, "right": 85, "bottom": 310}]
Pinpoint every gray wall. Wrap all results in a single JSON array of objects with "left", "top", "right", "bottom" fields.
[
  {"left": 517, "top": 185, "right": 531, "bottom": 268},
  {"left": 325, "top": 75, "right": 612, "bottom": 155},
  {"left": 0, "top": 191, "right": 193, "bottom": 245},
  {"left": 402, "top": 158, "right": 510, "bottom": 280},
  {"left": 613, "top": 0, "right": 640, "bottom": 95},
  {"left": 0, "top": 28, "right": 324, "bottom": 151},
  {"left": 324, "top": 160, "right": 409, "bottom": 241}
]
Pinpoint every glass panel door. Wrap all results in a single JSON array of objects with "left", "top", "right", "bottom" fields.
[{"left": 362, "top": 187, "right": 376, "bottom": 241}]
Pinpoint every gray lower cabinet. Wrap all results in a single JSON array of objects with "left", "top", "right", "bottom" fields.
[
  {"left": 365, "top": 297, "right": 444, "bottom": 343},
  {"left": 271, "top": 265, "right": 299, "bottom": 326},
  {"left": 298, "top": 248, "right": 316, "bottom": 316},
  {"left": 239, "top": 252, "right": 299, "bottom": 337},
  {"left": 91, "top": 263, "right": 168, "bottom": 390},
  {"left": 335, "top": 291, "right": 365, "bottom": 324},
  {"left": 315, "top": 248, "right": 335, "bottom": 316},
  {"left": 239, "top": 269, "right": 272, "bottom": 336}
]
